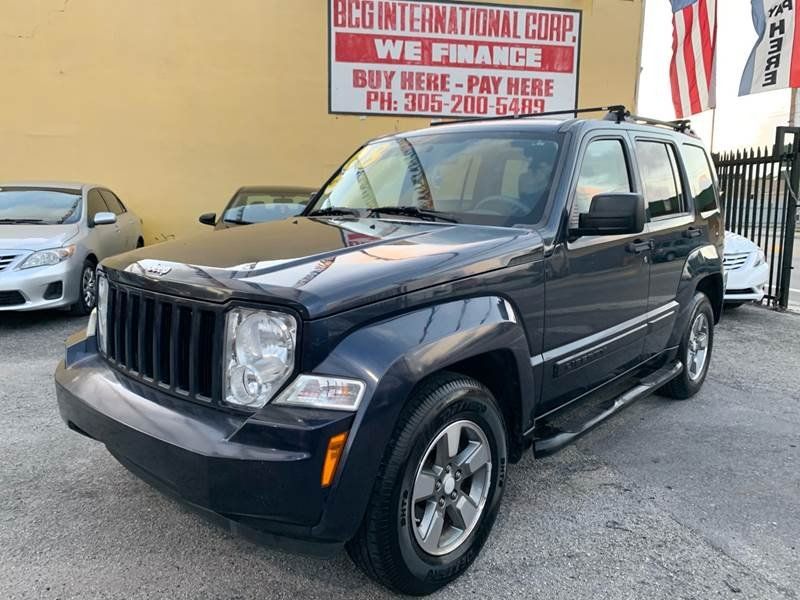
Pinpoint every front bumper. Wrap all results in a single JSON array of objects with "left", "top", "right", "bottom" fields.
[
  {"left": 724, "top": 261, "right": 769, "bottom": 303},
  {"left": 55, "top": 331, "right": 355, "bottom": 554},
  {"left": 0, "top": 255, "right": 81, "bottom": 310}
]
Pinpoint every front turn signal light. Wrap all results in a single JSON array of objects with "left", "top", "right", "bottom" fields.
[{"left": 321, "top": 432, "right": 348, "bottom": 488}]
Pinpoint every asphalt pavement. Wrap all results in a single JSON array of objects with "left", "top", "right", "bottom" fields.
[{"left": 0, "top": 306, "right": 797, "bottom": 599}]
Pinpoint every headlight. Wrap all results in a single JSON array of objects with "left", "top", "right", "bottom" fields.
[
  {"left": 753, "top": 250, "right": 766, "bottom": 267},
  {"left": 273, "top": 375, "right": 365, "bottom": 411},
  {"left": 223, "top": 308, "right": 297, "bottom": 408},
  {"left": 96, "top": 274, "right": 108, "bottom": 353},
  {"left": 18, "top": 245, "right": 75, "bottom": 269}
]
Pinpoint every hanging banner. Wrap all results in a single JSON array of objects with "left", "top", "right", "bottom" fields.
[
  {"left": 739, "top": 0, "right": 800, "bottom": 96},
  {"left": 328, "top": 0, "right": 581, "bottom": 117}
]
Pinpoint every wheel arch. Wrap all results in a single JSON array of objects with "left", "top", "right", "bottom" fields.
[{"left": 309, "top": 296, "right": 533, "bottom": 541}]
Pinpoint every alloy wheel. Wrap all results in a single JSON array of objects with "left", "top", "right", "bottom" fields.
[
  {"left": 411, "top": 419, "right": 492, "bottom": 556},
  {"left": 687, "top": 312, "right": 709, "bottom": 381},
  {"left": 82, "top": 266, "right": 96, "bottom": 308}
]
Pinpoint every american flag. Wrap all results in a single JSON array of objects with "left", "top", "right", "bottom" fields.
[{"left": 670, "top": 0, "right": 717, "bottom": 118}]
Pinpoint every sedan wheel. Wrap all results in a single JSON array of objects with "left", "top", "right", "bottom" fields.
[{"left": 82, "top": 266, "right": 97, "bottom": 309}]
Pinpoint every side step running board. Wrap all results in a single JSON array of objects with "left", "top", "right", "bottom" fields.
[{"left": 533, "top": 361, "right": 683, "bottom": 457}]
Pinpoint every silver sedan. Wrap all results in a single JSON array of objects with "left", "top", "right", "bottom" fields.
[{"left": 0, "top": 182, "right": 143, "bottom": 314}]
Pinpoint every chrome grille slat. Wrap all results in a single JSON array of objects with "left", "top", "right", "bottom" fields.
[{"left": 723, "top": 252, "right": 750, "bottom": 271}]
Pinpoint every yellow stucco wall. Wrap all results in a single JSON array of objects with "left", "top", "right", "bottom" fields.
[{"left": 0, "top": 0, "right": 643, "bottom": 243}]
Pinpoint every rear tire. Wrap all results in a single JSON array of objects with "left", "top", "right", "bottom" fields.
[
  {"left": 69, "top": 258, "right": 97, "bottom": 316},
  {"left": 659, "top": 292, "right": 714, "bottom": 399},
  {"left": 346, "top": 372, "right": 507, "bottom": 595}
]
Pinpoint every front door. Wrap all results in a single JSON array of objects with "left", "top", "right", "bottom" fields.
[{"left": 540, "top": 133, "right": 652, "bottom": 416}]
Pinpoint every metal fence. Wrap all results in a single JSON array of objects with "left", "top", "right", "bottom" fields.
[{"left": 713, "top": 127, "right": 799, "bottom": 308}]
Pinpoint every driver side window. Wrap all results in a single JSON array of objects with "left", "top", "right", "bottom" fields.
[
  {"left": 570, "top": 139, "right": 632, "bottom": 229},
  {"left": 87, "top": 189, "right": 109, "bottom": 220}
]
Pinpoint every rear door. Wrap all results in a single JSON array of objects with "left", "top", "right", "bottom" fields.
[
  {"left": 630, "top": 134, "right": 704, "bottom": 357},
  {"left": 540, "top": 131, "right": 652, "bottom": 415}
]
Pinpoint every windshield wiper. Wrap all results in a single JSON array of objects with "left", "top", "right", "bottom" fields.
[
  {"left": 223, "top": 217, "right": 254, "bottom": 225},
  {"left": 0, "top": 218, "right": 46, "bottom": 224},
  {"left": 367, "top": 206, "right": 458, "bottom": 223},
  {"left": 308, "top": 206, "right": 360, "bottom": 218}
]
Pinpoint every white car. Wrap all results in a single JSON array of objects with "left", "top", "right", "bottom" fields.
[{"left": 723, "top": 230, "right": 769, "bottom": 307}]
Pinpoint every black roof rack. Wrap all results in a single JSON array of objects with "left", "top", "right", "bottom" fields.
[
  {"left": 429, "top": 105, "right": 694, "bottom": 134},
  {"left": 430, "top": 105, "right": 626, "bottom": 126}
]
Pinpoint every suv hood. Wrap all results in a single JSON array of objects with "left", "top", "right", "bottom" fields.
[
  {"left": 104, "top": 217, "right": 543, "bottom": 318},
  {"left": 0, "top": 224, "right": 80, "bottom": 251}
]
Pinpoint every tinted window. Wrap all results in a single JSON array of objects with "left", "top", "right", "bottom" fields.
[
  {"left": 312, "top": 132, "right": 561, "bottom": 226},
  {"left": 0, "top": 188, "right": 82, "bottom": 224},
  {"left": 571, "top": 139, "right": 631, "bottom": 228},
  {"left": 683, "top": 145, "right": 718, "bottom": 212},
  {"left": 87, "top": 189, "right": 109, "bottom": 218},
  {"left": 636, "top": 141, "right": 685, "bottom": 218},
  {"left": 100, "top": 190, "right": 126, "bottom": 215}
]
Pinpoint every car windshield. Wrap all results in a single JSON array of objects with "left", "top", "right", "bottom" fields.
[
  {"left": 309, "top": 131, "right": 561, "bottom": 226},
  {"left": 223, "top": 190, "right": 312, "bottom": 224},
  {"left": 0, "top": 188, "right": 82, "bottom": 225}
]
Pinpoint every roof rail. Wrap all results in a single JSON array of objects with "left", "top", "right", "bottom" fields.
[
  {"left": 428, "top": 105, "right": 694, "bottom": 134},
  {"left": 624, "top": 112, "right": 693, "bottom": 133},
  {"left": 429, "top": 105, "right": 628, "bottom": 126}
]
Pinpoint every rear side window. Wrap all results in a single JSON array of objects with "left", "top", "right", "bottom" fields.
[
  {"left": 571, "top": 139, "right": 631, "bottom": 228},
  {"left": 100, "top": 190, "right": 126, "bottom": 215},
  {"left": 87, "top": 189, "right": 109, "bottom": 218},
  {"left": 682, "top": 145, "right": 718, "bottom": 212},
  {"left": 636, "top": 141, "right": 685, "bottom": 219}
]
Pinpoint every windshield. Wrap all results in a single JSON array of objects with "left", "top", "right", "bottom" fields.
[
  {"left": 309, "top": 131, "right": 561, "bottom": 226},
  {"left": 224, "top": 190, "right": 312, "bottom": 224},
  {"left": 0, "top": 188, "right": 83, "bottom": 225}
]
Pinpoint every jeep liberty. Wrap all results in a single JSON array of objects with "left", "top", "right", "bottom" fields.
[{"left": 55, "top": 106, "right": 724, "bottom": 595}]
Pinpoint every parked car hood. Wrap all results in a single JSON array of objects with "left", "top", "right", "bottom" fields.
[
  {"left": 724, "top": 230, "right": 758, "bottom": 254},
  {"left": 104, "top": 217, "right": 543, "bottom": 318},
  {"left": 0, "top": 224, "right": 79, "bottom": 251}
]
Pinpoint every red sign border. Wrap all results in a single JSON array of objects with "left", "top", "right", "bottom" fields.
[{"left": 327, "top": 0, "right": 583, "bottom": 119}]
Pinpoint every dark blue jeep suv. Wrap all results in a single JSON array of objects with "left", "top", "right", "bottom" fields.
[{"left": 55, "top": 107, "right": 724, "bottom": 595}]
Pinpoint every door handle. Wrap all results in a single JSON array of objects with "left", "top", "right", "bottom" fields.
[
  {"left": 683, "top": 226, "right": 702, "bottom": 238},
  {"left": 626, "top": 239, "right": 654, "bottom": 254}
]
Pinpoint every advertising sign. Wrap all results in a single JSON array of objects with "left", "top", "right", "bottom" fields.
[{"left": 329, "top": 0, "right": 582, "bottom": 118}]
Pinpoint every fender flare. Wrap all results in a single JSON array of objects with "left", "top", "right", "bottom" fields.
[
  {"left": 310, "top": 295, "right": 532, "bottom": 541},
  {"left": 668, "top": 243, "right": 724, "bottom": 347}
]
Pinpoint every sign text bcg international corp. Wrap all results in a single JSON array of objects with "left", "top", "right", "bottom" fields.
[{"left": 329, "top": 0, "right": 582, "bottom": 118}]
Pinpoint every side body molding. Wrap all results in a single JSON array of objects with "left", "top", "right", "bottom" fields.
[{"left": 309, "top": 296, "right": 533, "bottom": 541}]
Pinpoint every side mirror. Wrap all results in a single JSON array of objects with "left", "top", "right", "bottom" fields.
[
  {"left": 91, "top": 211, "right": 117, "bottom": 227},
  {"left": 199, "top": 212, "right": 217, "bottom": 226},
  {"left": 574, "top": 193, "right": 646, "bottom": 236}
]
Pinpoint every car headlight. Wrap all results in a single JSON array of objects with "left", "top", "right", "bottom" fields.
[
  {"left": 273, "top": 375, "right": 366, "bottom": 411},
  {"left": 753, "top": 250, "right": 766, "bottom": 267},
  {"left": 223, "top": 308, "right": 297, "bottom": 408},
  {"left": 18, "top": 246, "right": 75, "bottom": 269},
  {"left": 96, "top": 274, "right": 108, "bottom": 353}
]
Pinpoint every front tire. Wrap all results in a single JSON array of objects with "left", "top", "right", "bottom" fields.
[
  {"left": 346, "top": 372, "right": 507, "bottom": 595},
  {"left": 69, "top": 259, "right": 97, "bottom": 316},
  {"left": 660, "top": 292, "right": 714, "bottom": 399}
]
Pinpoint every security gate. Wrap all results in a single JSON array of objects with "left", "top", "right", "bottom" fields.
[{"left": 713, "top": 127, "right": 799, "bottom": 309}]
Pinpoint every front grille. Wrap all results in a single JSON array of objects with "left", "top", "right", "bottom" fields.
[
  {"left": 102, "top": 280, "right": 223, "bottom": 404},
  {"left": 0, "top": 253, "right": 20, "bottom": 272},
  {"left": 0, "top": 290, "right": 25, "bottom": 306},
  {"left": 723, "top": 252, "right": 750, "bottom": 271}
]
